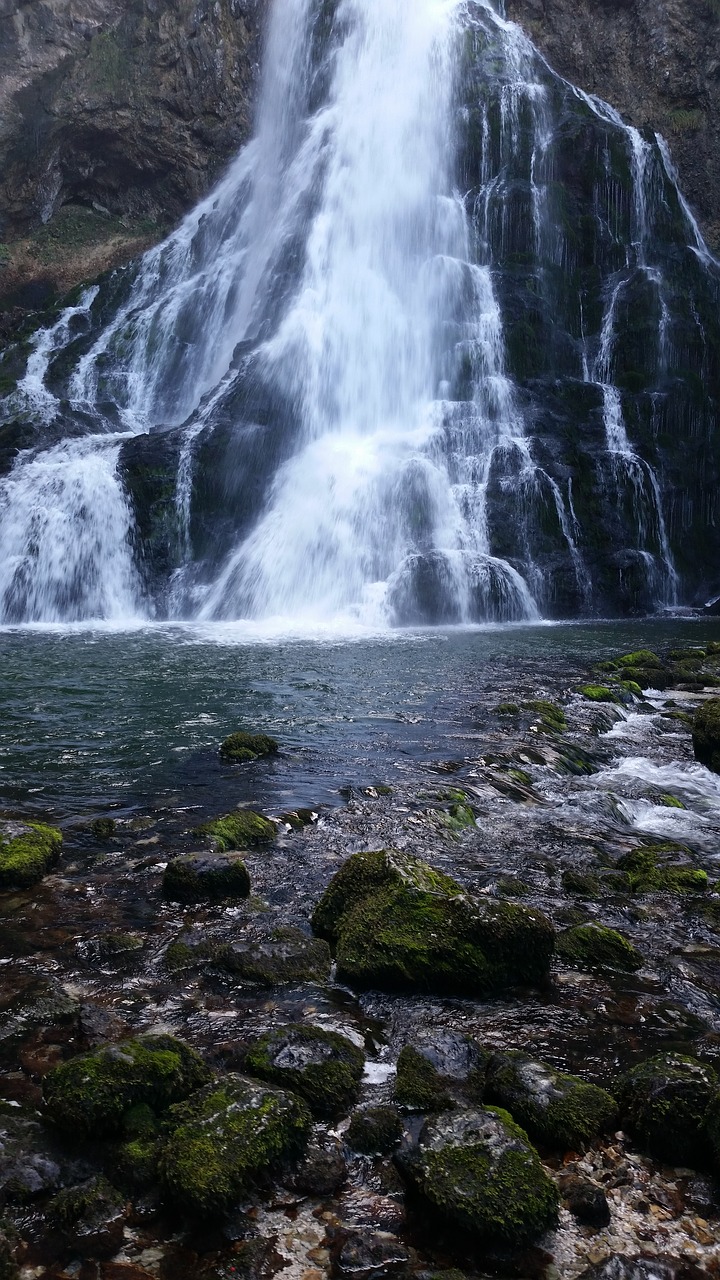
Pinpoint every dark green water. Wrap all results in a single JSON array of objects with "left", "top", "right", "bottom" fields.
[{"left": 1, "top": 617, "right": 719, "bottom": 820}]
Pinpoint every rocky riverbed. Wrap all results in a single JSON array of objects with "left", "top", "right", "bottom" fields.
[{"left": 2, "top": 639, "right": 720, "bottom": 1279}]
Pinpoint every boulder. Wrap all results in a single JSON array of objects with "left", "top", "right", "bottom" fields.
[
  {"left": 0, "top": 1111, "right": 63, "bottom": 1202},
  {"left": 47, "top": 1175, "right": 128, "bottom": 1260},
  {"left": 396, "top": 1106, "right": 559, "bottom": 1243},
  {"left": 312, "top": 850, "right": 554, "bottom": 996},
  {"left": 556, "top": 923, "right": 643, "bottom": 973},
  {"left": 43, "top": 1035, "right": 211, "bottom": 1137},
  {"left": 159, "top": 1074, "right": 311, "bottom": 1214},
  {"left": 347, "top": 1107, "right": 404, "bottom": 1155},
  {"left": 484, "top": 1052, "right": 618, "bottom": 1150},
  {"left": 619, "top": 1053, "right": 717, "bottom": 1166},
  {"left": 292, "top": 1129, "right": 348, "bottom": 1195},
  {"left": 195, "top": 810, "right": 276, "bottom": 850},
  {"left": 692, "top": 699, "right": 720, "bottom": 773},
  {"left": 245, "top": 1024, "right": 365, "bottom": 1120},
  {"left": 219, "top": 732, "right": 279, "bottom": 762},
  {"left": 162, "top": 852, "right": 250, "bottom": 903},
  {"left": 166, "top": 924, "right": 331, "bottom": 986},
  {"left": 333, "top": 1229, "right": 409, "bottom": 1280},
  {"left": 562, "top": 1174, "right": 611, "bottom": 1227},
  {"left": 0, "top": 819, "right": 62, "bottom": 890}
]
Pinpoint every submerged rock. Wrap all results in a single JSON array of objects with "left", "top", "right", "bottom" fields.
[
  {"left": 166, "top": 924, "right": 331, "bottom": 986},
  {"left": 245, "top": 1024, "right": 365, "bottom": 1119},
  {"left": 47, "top": 1175, "right": 128, "bottom": 1260},
  {"left": 43, "top": 1034, "right": 211, "bottom": 1137},
  {"left": 159, "top": 1074, "right": 311, "bottom": 1214},
  {"left": 219, "top": 731, "right": 279, "bottom": 762},
  {"left": 195, "top": 810, "right": 276, "bottom": 850},
  {"left": 394, "top": 1035, "right": 486, "bottom": 1112},
  {"left": 484, "top": 1052, "right": 618, "bottom": 1150},
  {"left": 395, "top": 1045, "right": 454, "bottom": 1112},
  {"left": 692, "top": 699, "right": 720, "bottom": 773},
  {"left": 347, "top": 1107, "right": 404, "bottom": 1156},
  {"left": 556, "top": 923, "right": 644, "bottom": 973},
  {"left": 619, "top": 1053, "right": 718, "bottom": 1166},
  {"left": 162, "top": 852, "right": 251, "bottom": 903},
  {"left": 397, "top": 1106, "right": 559, "bottom": 1243},
  {"left": 615, "top": 846, "right": 708, "bottom": 895},
  {"left": 312, "top": 850, "right": 554, "bottom": 996},
  {"left": 0, "top": 819, "right": 62, "bottom": 890}
]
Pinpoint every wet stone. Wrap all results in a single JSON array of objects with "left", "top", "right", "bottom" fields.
[
  {"left": 561, "top": 1174, "right": 611, "bottom": 1228},
  {"left": 396, "top": 1106, "right": 559, "bottom": 1244},
  {"left": 484, "top": 1052, "right": 618, "bottom": 1151},
  {"left": 0, "top": 1111, "right": 63, "bottom": 1202},
  {"left": 0, "top": 819, "right": 62, "bottom": 890},
  {"left": 162, "top": 851, "right": 251, "bottom": 903},
  {"left": 245, "top": 1024, "right": 365, "bottom": 1119},
  {"left": 333, "top": 1229, "right": 409, "bottom": 1280},
  {"left": 292, "top": 1128, "right": 348, "bottom": 1195},
  {"left": 47, "top": 1175, "right": 128, "bottom": 1260},
  {"left": 577, "top": 1257, "right": 709, "bottom": 1280},
  {"left": 346, "top": 1107, "right": 403, "bottom": 1156},
  {"left": 619, "top": 1052, "right": 718, "bottom": 1167}
]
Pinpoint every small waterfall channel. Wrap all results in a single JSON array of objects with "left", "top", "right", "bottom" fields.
[{"left": 0, "top": 0, "right": 718, "bottom": 626}]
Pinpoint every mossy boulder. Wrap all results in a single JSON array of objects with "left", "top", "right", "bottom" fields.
[
  {"left": 166, "top": 924, "right": 331, "bottom": 986},
  {"left": 556, "top": 923, "right": 643, "bottom": 973},
  {"left": 484, "top": 1053, "right": 618, "bottom": 1150},
  {"left": 219, "top": 732, "right": 279, "bottom": 763},
  {"left": 162, "top": 852, "right": 251, "bottom": 903},
  {"left": 347, "top": 1106, "right": 403, "bottom": 1155},
  {"left": 158, "top": 1074, "right": 311, "bottom": 1214},
  {"left": 616, "top": 846, "right": 707, "bottom": 894},
  {"left": 0, "top": 819, "right": 62, "bottom": 889},
  {"left": 561, "top": 870, "right": 602, "bottom": 899},
  {"left": 692, "top": 700, "right": 720, "bottom": 774},
  {"left": 312, "top": 850, "right": 555, "bottom": 996},
  {"left": 617, "top": 650, "right": 663, "bottom": 670},
  {"left": 43, "top": 1034, "right": 211, "bottom": 1137},
  {"left": 245, "top": 1024, "right": 365, "bottom": 1119},
  {"left": 397, "top": 1106, "right": 559, "bottom": 1243},
  {"left": 195, "top": 810, "right": 276, "bottom": 850},
  {"left": 619, "top": 1053, "right": 717, "bottom": 1166},
  {"left": 578, "top": 685, "right": 623, "bottom": 704},
  {"left": 47, "top": 1175, "right": 127, "bottom": 1259},
  {"left": 395, "top": 1045, "right": 454, "bottom": 1112},
  {"left": 526, "top": 700, "right": 567, "bottom": 733}
]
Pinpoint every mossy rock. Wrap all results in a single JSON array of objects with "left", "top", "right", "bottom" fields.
[
  {"left": 561, "top": 870, "right": 602, "bottom": 899},
  {"left": 692, "top": 700, "right": 720, "bottom": 774},
  {"left": 526, "top": 700, "right": 567, "bottom": 733},
  {"left": 195, "top": 810, "right": 276, "bottom": 850},
  {"left": 0, "top": 820, "right": 62, "bottom": 890},
  {"left": 617, "top": 650, "right": 663, "bottom": 670},
  {"left": 484, "top": 1053, "right": 618, "bottom": 1150},
  {"left": 616, "top": 847, "right": 708, "bottom": 895},
  {"left": 245, "top": 1024, "right": 365, "bottom": 1119},
  {"left": 158, "top": 1074, "right": 311, "bottom": 1214},
  {"left": 219, "top": 732, "right": 279, "bottom": 763},
  {"left": 312, "top": 850, "right": 554, "bottom": 996},
  {"left": 162, "top": 853, "right": 251, "bottom": 903},
  {"left": 43, "top": 1035, "right": 211, "bottom": 1137},
  {"left": 556, "top": 923, "right": 643, "bottom": 973},
  {"left": 346, "top": 1106, "right": 403, "bottom": 1155},
  {"left": 47, "top": 1175, "right": 127, "bottom": 1260},
  {"left": 395, "top": 1045, "right": 454, "bottom": 1112},
  {"left": 619, "top": 1053, "right": 717, "bottom": 1166},
  {"left": 116, "top": 1135, "right": 161, "bottom": 1191},
  {"left": 578, "top": 685, "right": 623, "bottom": 705},
  {"left": 91, "top": 818, "right": 116, "bottom": 839},
  {"left": 496, "top": 876, "right": 532, "bottom": 897},
  {"left": 397, "top": 1106, "right": 559, "bottom": 1243},
  {"left": 166, "top": 925, "right": 331, "bottom": 986}
]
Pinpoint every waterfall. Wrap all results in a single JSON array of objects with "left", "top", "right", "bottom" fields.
[{"left": 0, "top": 0, "right": 717, "bottom": 626}]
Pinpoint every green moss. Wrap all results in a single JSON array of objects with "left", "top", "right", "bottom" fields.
[
  {"left": 346, "top": 1106, "right": 403, "bottom": 1154},
  {"left": 245, "top": 1024, "right": 365, "bottom": 1119},
  {"left": 561, "top": 870, "right": 602, "bottom": 899},
  {"left": 556, "top": 923, "right": 643, "bottom": 973},
  {"left": 494, "top": 703, "right": 520, "bottom": 715},
  {"left": 117, "top": 1136, "right": 160, "bottom": 1190},
  {"left": 659, "top": 793, "right": 686, "bottom": 809},
  {"left": 617, "top": 650, "right": 663, "bottom": 669},
  {"left": 91, "top": 818, "right": 116, "bottom": 839},
  {"left": 578, "top": 685, "right": 622, "bottom": 704},
  {"left": 219, "top": 732, "right": 279, "bottom": 763},
  {"left": 692, "top": 699, "right": 720, "bottom": 773},
  {"left": 158, "top": 1075, "right": 311, "bottom": 1214},
  {"left": 485, "top": 1053, "right": 617, "bottom": 1151},
  {"left": 619, "top": 680, "right": 644, "bottom": 698},
  {"left": 0, "top": 821, "right": 62, "bottom": 890},
  {"left": 400, "top": 1107, "right": 559, "bottom": 1243},
  {"left": 527, "top": 700, "right": 567, "bottom": 733},
  {"left": 195, "top": 810, "right": 276, "bottom": 851},
  {"left": 442, "top": 801, "right": 476, "bottom": 832},
  {"left": 395, "top": 1045, "right": 454, "bottom": 1112},
  {"left": 496, "top": 876, "right": 532, "bottom": 897},
  {"left": 43, "top": 1034, "right": 211, "bottom": 1137},
  {"left": 313, "top": 850, "right": 554, "bottom": 996},
  {"left": 617, "top": 846, "right": 708, "bottom": 894},
  {"left": 162, "top": 853, "right": 251, "bottom": 903},
  {"left": 619, "top": 1053, "right": 717, "bottom": 1166}
]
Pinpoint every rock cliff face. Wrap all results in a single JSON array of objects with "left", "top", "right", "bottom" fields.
[
  {"left": 0, "top": 0, "right": 265, "bottom": 308},
  {"left": 507, "top": 0, "right": 720, "bottom": 252}
]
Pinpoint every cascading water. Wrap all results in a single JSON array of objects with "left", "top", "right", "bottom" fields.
[{"left": 0, "top": 0, "right": 719, "bottom": 626}]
